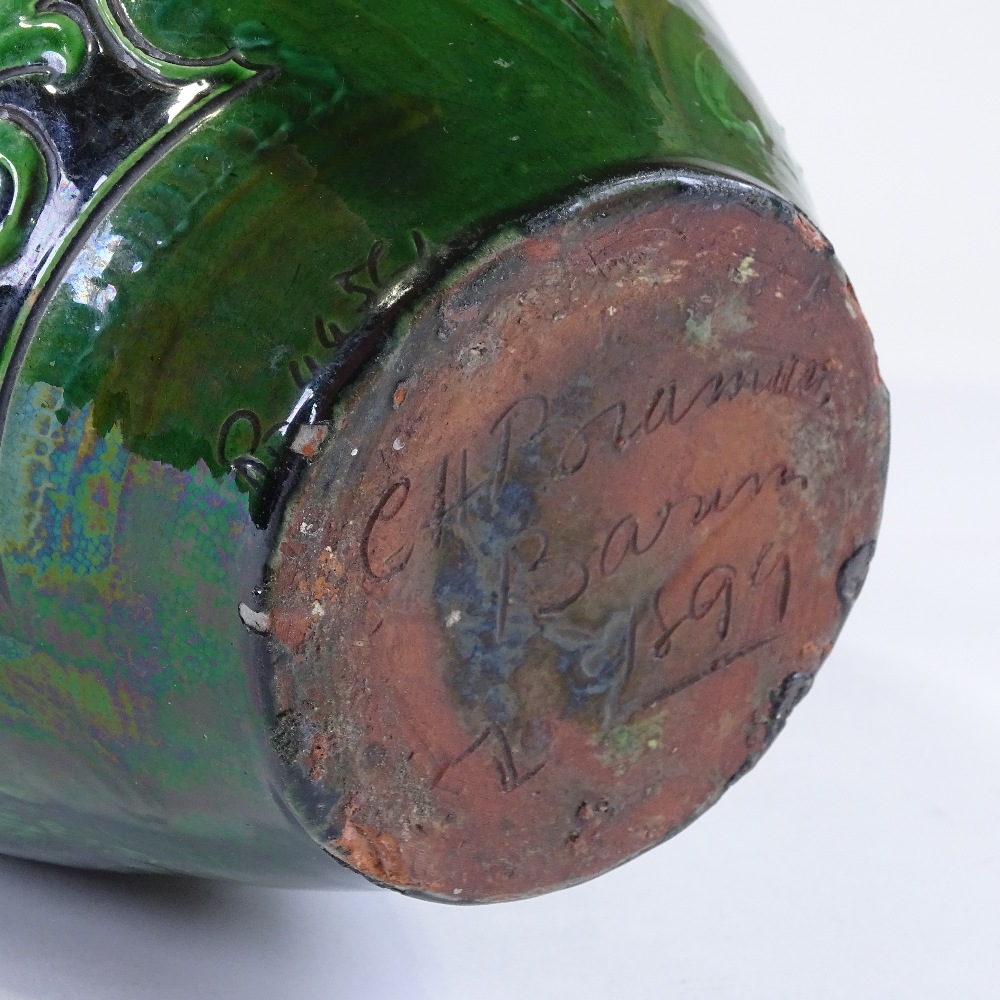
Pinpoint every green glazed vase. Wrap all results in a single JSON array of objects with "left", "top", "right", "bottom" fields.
[{"left": 0, "top": 0, "right": 889, "bottom": 902}]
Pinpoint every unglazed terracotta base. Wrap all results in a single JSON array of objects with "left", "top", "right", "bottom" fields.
[{"left": 267, "top": 172, "right": 889, "bottom": 903}]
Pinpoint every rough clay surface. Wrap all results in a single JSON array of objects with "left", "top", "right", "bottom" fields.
[{"left": 266, "top": 181, "right": 889, "bottom": 903}]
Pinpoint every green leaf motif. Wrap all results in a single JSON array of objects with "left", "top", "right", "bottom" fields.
[
  {"left": 0, "top": 117, "right": 48, "bottom": 268},
  {"left": 0, "top": 3, "right": 88, "bottom": 87}
]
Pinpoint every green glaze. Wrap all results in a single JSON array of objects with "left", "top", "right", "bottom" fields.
[
  {"left": 0, "top": 4, "right": 88, "bottom": 83},
  {"left": 0, "top": 118, "right": 47, "bottom": 267},
  {"left": 27, "top": 0, "right": 803, "bottom": 488},
  {"left": 0, "top": 0, "right": 809, "bottom": 883}
]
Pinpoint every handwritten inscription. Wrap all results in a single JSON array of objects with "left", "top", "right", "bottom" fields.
[
  {"left": 432, "top": 722, "right": 546, "bottom": 793},
  {"left": 599, "top": 463, "right": 806, "bottom": 580},
  {"left": 217, "top": 408, "right": 284, "bottom": 488},
  {"left": 554, "top": 541, "right": 793, "bottom": 728},
  {"left": 641, "top": 542, "right": 792, "bottom": 710},
  {"left": 556, "top": 355, "right": 831, "bottom": 477},
  {"left": 353, "top": 354, "right": 827, "bottom": 726},
  {"left": 362, "top": 353, "right": 823, "bottom": 593},
  {"left": 219, "top": 233, "right": 431, "bottom": 486}
]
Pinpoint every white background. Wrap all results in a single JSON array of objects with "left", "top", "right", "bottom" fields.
[{"left": 2, "top": 1, "right": 998, "bottom": 997}]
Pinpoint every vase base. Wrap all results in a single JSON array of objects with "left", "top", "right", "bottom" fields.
[{"left": 266, "top": 171, "right": 889, "bottom": 902}]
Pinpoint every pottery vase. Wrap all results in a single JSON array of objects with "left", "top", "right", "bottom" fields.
[{"left": 0, "top": 0, "right": 889, "bottom": 902}]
